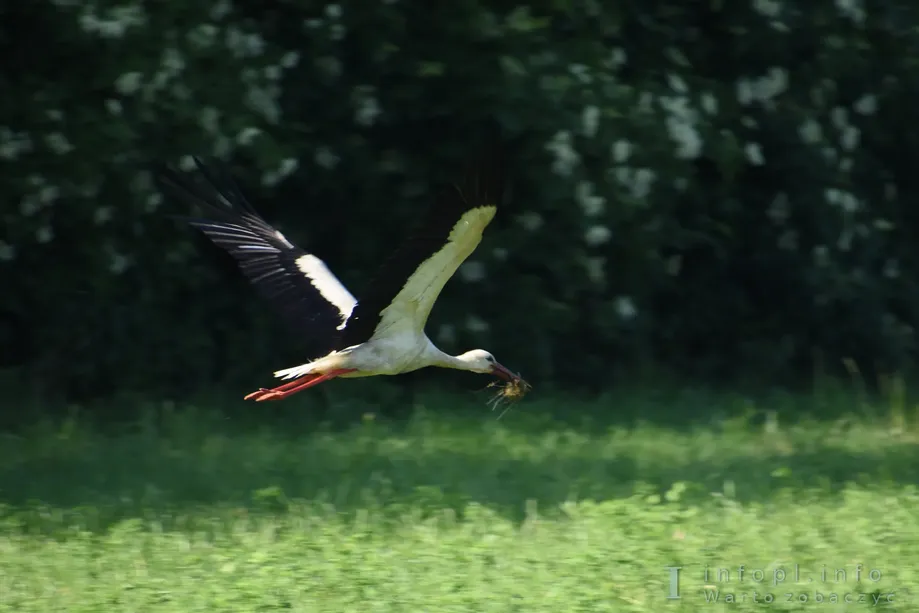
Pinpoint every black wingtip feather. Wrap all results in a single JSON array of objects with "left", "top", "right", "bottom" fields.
[
  {"left": 439, "top": 131, "right": 507, "bottom": 213},
  {"left": 428, "top": 138, "right": 506, "bottom": 229},
  {"left": 156, "top": 157, "right": 261, "bottom": 223},
  {"left": 157, "top": 155, "right": 355, "bottom": 355}
]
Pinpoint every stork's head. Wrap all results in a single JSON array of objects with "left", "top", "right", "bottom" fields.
[{"left": 458, "top": 349, "right": 518, "bottom": 381}]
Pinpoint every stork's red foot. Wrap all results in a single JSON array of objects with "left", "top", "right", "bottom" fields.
[{"left": 244, "top": 368, "right": 357, "bottom": 402}]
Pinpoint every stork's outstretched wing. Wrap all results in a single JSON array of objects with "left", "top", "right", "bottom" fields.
[
  {"left": 158, "top": 158, "right": 356, "bottom": 352},
  {"left": 340, "top": 146, "right": 505, "bottom": 346}
]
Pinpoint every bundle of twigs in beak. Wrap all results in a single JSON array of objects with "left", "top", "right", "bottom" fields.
[{"left": 486, "top": 375, "right": 532, "bottom": 416}]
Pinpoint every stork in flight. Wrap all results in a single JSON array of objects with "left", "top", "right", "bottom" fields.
[{"left": 158, "top": 151, "right": 527, "bottom": 402}]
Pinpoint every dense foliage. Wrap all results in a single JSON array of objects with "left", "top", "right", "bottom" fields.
[{"left": 4, "top": 0, "right": 919, "bottom": 403}]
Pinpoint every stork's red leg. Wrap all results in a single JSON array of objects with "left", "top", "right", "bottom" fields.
[
  {"left": 244, "top": 375, "right": 317, "bottom": 400},
  {"left": 244, "top": 369, "right": 357, "bottom": 402}
]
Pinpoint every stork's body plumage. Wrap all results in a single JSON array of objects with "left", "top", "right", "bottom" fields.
[{"left": 158, "top": 148, "right": 526, "bottom": 401}]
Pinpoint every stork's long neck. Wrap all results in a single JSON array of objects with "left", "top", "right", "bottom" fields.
[{"left": 424, "top": 342, "right": 470, "bottom": 371}]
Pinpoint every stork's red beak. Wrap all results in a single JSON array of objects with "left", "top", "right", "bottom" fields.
[{"left": 491, "top": 362, "right": 519, "bottom": 382}]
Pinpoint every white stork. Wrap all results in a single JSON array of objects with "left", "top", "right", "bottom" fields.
[{"left": 158, "top": 151, "right": 526, "bottom": 402}]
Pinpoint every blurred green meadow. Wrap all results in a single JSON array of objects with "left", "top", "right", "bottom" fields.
[{"left": 1, "top": 382, "right": 918, "bottom": 612}]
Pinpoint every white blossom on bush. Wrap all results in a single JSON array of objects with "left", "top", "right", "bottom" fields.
[
  {"left": 700, "top": 92, "right": 718, "bottom": 115},
  {"left": 36, "top": 226, "right": 54, "bottom": 244},
  {"left": 835, "top": 0, "right": 866, "bottom": 23},
  {"left": 660, "top": 95, "right": 702, "bottom": 159},
  {"left": 0, "top": 241, "right": 15, "bottom": 261},
  {"left": 745, "top": 142, "right": 765, "bottom": 165},
  {"left": 45, "top": 132, "right": 74, "bottom": 155},
  {"left": 614, "top": 296, "right": 637, "bottom": 320},
  {"left": 611, "top": 139, "right": 631, "bottom": 163},
  {"left": 352, "top": 86, "right": 382, "bottom": 127},
  {"left": 546, "top": 130, "right": 580, "bottom": 176},
  {"left": 0, "top": 128, "right": 33, "bottom": 160},
  {"left": 236, "top": 127, "right": 262, "bottom": 146},
  {"left": 437, "top": 324, "right": 455, "bottom": 344},
  {"left": 584, "top": 225, "right": 611, "bottom": 246},
  {"left": 853, "top": 94, "right": 877, "bottom": 115},
  {"left": 576, "top": 181, "right": 605, "bottom": 216},
  {"left": 459, "top": 261, "right": 486, "bottom": 282},
  {"left": 768, "top": 192, "right": 790, "bottom": 224},
  {"left": 584, "top": 256, "right": 605, "bottom": 284},
  {"left": 465, "top": 315, "right": 489, "bottom": 333},
  {"left": 518, "top": 212, "right": 543, "bottom": 231},
  {"left": 314, "top": 147, "right": 340, "bottom": 170},
  {"left": 582, "top": 105, "right": 600, "bottom": 137}
]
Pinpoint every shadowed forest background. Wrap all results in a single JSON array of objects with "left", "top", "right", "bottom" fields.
[
  {"left": 6, "top": 0, "right": 919, "bottom": 409},
  {"left": 2, "top": 1, "right": 919, "bottom": 611}
]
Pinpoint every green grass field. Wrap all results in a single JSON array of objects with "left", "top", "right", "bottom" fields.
[{"left": 1, "top": 384, "right": 918, "bottom": 611}]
